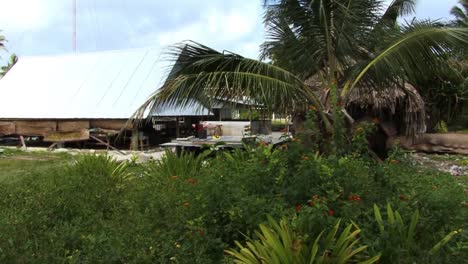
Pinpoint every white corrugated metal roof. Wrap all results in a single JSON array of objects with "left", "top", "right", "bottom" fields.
[
  {"left": 0, "top": 47, "right": 211, "bottom": 119},
  {"left": 152, "top": 102, "right": 212, "bottom": 116}
]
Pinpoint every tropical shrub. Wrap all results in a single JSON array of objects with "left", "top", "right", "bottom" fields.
[
  {"left": 0, "top": 146, "right": 465, "bottom": 263},
  {"left": 226, "top": 216, "right": 380, "bottom": 264}
]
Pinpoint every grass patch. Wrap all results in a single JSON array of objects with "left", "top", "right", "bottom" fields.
[{"left": 0, "top": 148, "right": 72, "bottom": 183}]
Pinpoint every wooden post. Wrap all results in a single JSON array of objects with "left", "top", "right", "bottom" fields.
[
  {"left": 130, "top": 128, "right": 139, "bottom": 151},
  {"left": 90, "top": 135, "right": 126, "bottom": 155},
  {"left": 175, "top": 117, "right": 180, "bottom": 138},
  {"left": 47, "top": 142, "right": 58, "bottom": 151},
  {"left": 19, "top": 135, "right": 27, "bottom": 149}
]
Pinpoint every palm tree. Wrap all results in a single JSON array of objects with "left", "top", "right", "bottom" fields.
[
  {"left": 138, "top": 0, "right": 468, "bottom": 139},
  {"left": 0, "top": 54, "right": 18, "bottom": 78},
  {"left": 451, "top": 0, "right": 468, "bottom": 27}
]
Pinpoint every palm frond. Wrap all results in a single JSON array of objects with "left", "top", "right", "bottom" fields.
[
  {"left": 381, "top": 0, "right": 416, "bottom": 23},
  {"left": 346, "top": 22, "right": 468, "bottom": 95},
  {"left": 135, "top": 41, "right": 331, "bottom": 129},
  {"left": 0, "top": 54, "right": 17, "bottom": 78},
  {"left": 262, "top": 0, "right": 381, "bottom": 78},
  {"left": 0, "top": 32, "right": 6, "bottom": 51},
  {"left": 341, "top": 21, "right": 467, "bottom": 135},
  {"left": 450, "top": 0, "right": 468, "bottom": 27},
  {"left": 260, "top": 4, "right": 325, "bottom": 78}
]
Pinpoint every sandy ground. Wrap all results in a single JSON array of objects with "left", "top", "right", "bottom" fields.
[
  {"left": 410, "top": 152, "right": 468, "bottom": 176},
  {"left": 8, "top": 146, "right": 167, "bottom": 163}
]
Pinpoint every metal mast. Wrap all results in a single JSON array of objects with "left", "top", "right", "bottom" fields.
[{"left": 73, "top": 0, "right": 77, "bottom": 52}]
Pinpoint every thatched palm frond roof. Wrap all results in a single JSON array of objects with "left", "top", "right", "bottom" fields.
[
  {"left": 304, "top": 74, "right": 426, "bottom": 136},
  {"left": 346, "top": 83, "right": 426, "bottom": 136}
]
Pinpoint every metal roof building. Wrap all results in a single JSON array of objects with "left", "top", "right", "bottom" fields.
[
  {"left": 0, "top": 47, "right": 211, "bottom": 147},
  {"left": 0, "top": 47, "right": 210, "bottom": 119}
]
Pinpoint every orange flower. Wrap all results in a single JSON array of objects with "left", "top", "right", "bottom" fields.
[
  {"left": 186, "top": 178, "right": 198, "bottom": 185},
  {"left": 183, "top": 202, "right": 190, "bottom": 207},
  {"left": 348, "top": 195, "right": 361, "bottom": 202}
]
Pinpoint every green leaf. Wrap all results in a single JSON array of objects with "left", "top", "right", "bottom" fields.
[
  {"left": 373, "top": 204, "right": 385, "bottom": 233},
  {"left": 386, "top": 202, "right": 395, "bottom": 225},
  {"left": 407, "top": 209, "right": 419, "bottom": 244},
  {"left": 309, "top": 231, "right": 324, "bottom": 264}
]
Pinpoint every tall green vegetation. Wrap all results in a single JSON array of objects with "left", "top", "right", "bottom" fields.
[
  {"left": 0, "top": 141, "right": 465, "bottom": 263},
  {"left": 412, "top": 0, "right": 468, "bottom": 130},
  {"left": 451, "top": 0, "right": 468, "bottom": 27}
]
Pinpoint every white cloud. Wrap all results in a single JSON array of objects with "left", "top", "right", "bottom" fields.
[
  {"left": 132, "top": 4, "right": 263, "bottom": 59},
  {"left": 0, "top": 0, "right": 60, "bottom": 32}
]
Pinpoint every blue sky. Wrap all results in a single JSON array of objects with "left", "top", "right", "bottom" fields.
[{"left": 0, "top": 0, "right": 460, "bottom": 62}]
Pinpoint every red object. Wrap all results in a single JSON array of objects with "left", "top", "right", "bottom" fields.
[
  {"left": 295, "top": 205, "right": 303, "bottom": 212},
  {"left": 348, "top": 195, "right": 361, "bottom": 202},
  {"left": 183, "top": 202, "right": 190, "bottom": 207},
  {"left": 198, "top": 229, "right": 205, "bottom": 237},
  {"left": 328, "top": 209, "right": 334, "bottom": 216}
]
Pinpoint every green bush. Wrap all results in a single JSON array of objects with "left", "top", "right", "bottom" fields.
[
  {"left": 226, "top": 216, "right": 380, "bottom": 264},
  {"left": 0, "top": 145, "right": 465, "bottom": 263}
]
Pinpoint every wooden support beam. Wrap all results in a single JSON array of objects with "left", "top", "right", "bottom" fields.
[
  {"left": 130, "top": 128, "right": 139, "bottom": 151},
  {"left": 90, "top": 135, "right": 126, "bottom": 155},
  {"left": 175, "top": 117, "right": 180, "bottom": 138},
  {"left": 43, "top": 130, "right": 89, "bottom": 142},
  {"left": 47, "top": 142, "right": 58, "bottom": 151},
  {"left": 19, "top": 135, "right": 27, "bottom": 149}
]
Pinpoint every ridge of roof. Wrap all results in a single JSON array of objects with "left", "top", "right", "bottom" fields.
[{"left": 15, "top": 46, "right": 164, "bottom": 60}]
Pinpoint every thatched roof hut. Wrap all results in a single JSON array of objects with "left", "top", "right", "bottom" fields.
[
  {"left": 346, "top": 83, "right": 426, "bottom": 136},
  {"left": 305, "top": 74, "right": 426, "bottom": 136}
]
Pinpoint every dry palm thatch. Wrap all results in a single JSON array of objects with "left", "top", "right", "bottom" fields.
[
  {"left": 346, "top": 83, "right": 426, "bottom": 135},
  {"left": 304, "top": 73, "right": 426, "bottom": 136}
]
